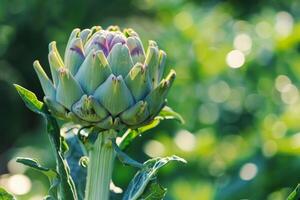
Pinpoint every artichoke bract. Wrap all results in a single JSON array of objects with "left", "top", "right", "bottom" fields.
[{"left": 34, "top": 26, "right": 175, "bottom": 130}]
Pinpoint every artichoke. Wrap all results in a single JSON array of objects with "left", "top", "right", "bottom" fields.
[{"left": 34, "top": 26, "right": 175, "bottom": 130}]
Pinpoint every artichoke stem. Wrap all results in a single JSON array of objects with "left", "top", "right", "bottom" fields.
[{"left": 85, "top": 130, "right": 116, "bottom": 200}]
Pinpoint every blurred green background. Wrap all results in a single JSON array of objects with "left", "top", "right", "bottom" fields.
[{"left": 1, "top": 0, "right": 300, "bottom": 199}]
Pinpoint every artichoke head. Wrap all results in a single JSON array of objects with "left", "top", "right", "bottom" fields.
[{"left": 34, "top": 26, "right": 175, "bottom": 130}]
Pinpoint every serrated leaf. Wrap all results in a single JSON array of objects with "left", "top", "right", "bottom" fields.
[
  {"left": 157, "top": 106, "right": 184, "bottom": 124},
  {"left": 122, "top": 155, "right": 186, "bottom": 200},
  {"left": 0, "top": 188, "right": 16, "bottom": 200},
  {"left": 138, "top": 181, "right": 166, "bottom": 200},
  {"left": 287, "top": 184, "right": 300, "bottom": 200},
  {"left": 63, "top": 127, "right": 87, "bottom": 200},
  {"left": 16, "top": 157, "right": 59, "bottom": 198},
  {"left": 44, "top": 112, "right": 78, "bottom": 200},
  {"left": 14, "top": 84, "right": 44, "bottom": 114}
]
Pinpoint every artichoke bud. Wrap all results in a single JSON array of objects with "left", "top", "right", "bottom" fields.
[
  {"left": 71, "top": 95, "right": 102, "bottom": 122},
  {"left": 145, "top": 70, "right": 176, "bottom": 116},
  {"left": 56, "top": 68, "right": 84, "bottom": 110},
  {"left": 44, "top": 97, "right": 67, "bottom": 119},
  {"left": 125, "top": 62, "right": 150, "bottom": 101},
  {"left": 34, "top": 26, "right": 176, "bottom": 129},
  {"left": 120, "top": 101, "right": 149, "bottom": 125},
  {"left": 145, "top": 41, "right": 160, "bottom": 88},
  {"left": 75, "top": 50, "right": 111, "bottom": 94},
  {"left": 108, "top": 43, "right": 133, "bottom": 78},
  {"left": 64, "top": 37, "right": 85, "bottom": 75},
  {"left": 94, "top": 74, "right": 134, "bottom": 116},
  {"left": 33, "top": 60, "right": 56, "bottom": 99}
]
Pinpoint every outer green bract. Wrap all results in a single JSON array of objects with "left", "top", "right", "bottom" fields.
[{"left": 34, "top": 26, "right": 175, "bottom": 130}]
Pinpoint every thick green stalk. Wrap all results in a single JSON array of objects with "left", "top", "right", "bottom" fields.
[{"left": 85, "top": 130, "right": 117, "bottom": 200}]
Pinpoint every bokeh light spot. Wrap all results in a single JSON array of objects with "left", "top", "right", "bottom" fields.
[
  {"left": 275, "top": 75, "right": 291, "bottom": 92},
  {"left": 7, "top": 174, "right": 31, "bottom": 195},
  {"left": 174, "top": 130, "right": 196, "bottom": 152},
  {"left": 263, "top": 140, "right": 278, "bottom": 157},
  {"left": 143, "top": 140, "right": 165, "bottom": 158},
  {"left": 275, "top": 11, "right": 294, "bottom": 37},
  {"left": 198, "top": 103, "right": 219, "bottom": 124},
  {"left": 226, "top": 50, "right": 245, "bottom": 68},
  {"left": 174, "top": 11, "right": 193, "bottom": 31},
  {"left": 208, "top": 81, "right": 231, "bottom": 103},
  {"left": 239, "top": 163, "right": 258, "bottom": 181},
  {"left": 233, "top": 33, "right": 252, "bottom": 52}
]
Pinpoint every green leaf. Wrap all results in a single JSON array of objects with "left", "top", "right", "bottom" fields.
[
  {"left": 138, "top": 181, "right": 167, "bottom": 200},
  {"left": 16, "top": 157, "right": 59, "bottom": 199},
  {"left": 14, "top": 84, "right": 78, "bottom": 199},
  {"left": 14, "top": 84, "right": 44, "bottom": 114},
  {"left": 119, "top": 106, "right": 183, "bottom": 150},
  {"left": 287, "top": 184, "right": 300, "bottom": 200},
  {"left": 0, "top": 188, "right": 16, "bottom": 200},
  {"left": 112, "top": 140, "right": 143, "bottom": 168},
  {"left": 119, "top": 119, "right": 160, "bottom": 150},
  {"left": 122, "top": 155, "right": 186, "bottom": 200},
  {"left": 157, "top": 106, "right": 184, "bottom": 124},
  {"left": 44, "top": 112, "right": 78, "bottom": 200}
]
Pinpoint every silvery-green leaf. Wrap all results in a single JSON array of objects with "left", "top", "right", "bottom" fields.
[
  {"left": 122, "top": 155, "right": 186, "bottom": 200},
  {"left": 108, "top": 43, "right": 133, "bottom": 77},
  {"left": 125, "top": 63, "right": 150, "bottom": 101},
  {"left": 94, "top": 74, "right": 134, "bottom": 116},
  {"left": 64, "top": 38, "right": 85, "bottom": 75},
  {"left": 56, "top": 68, "right": 84, "bottom": 110},
  {"left": 14, "top": 84, "right": 44, "bottom": 115},
  {"left": 33, "top": 60, "right": 56, "bottom": 99},
  {"left": 48, "top": 41, "right": 64, "bottom": 86},
  {"left": 71, "top": 95, "right": 103, "bottom": 122},
  {"left": 145, "top": 70, "right": 176, "bottom": 116},
  {"left": 63, "top": 128, "right": 87, "bottom": 200},
  {"left": 44, "top": 97, "right": 67, "bottom": 119},
  {"left": 138, "top": 181, "right": 167, "bottom": 200},
  {"left": 145, "top": 41, "right": 160, "bottom": 88},
  {"left": 16, "top": 157, "right": 59, "bottom": 199},
  {"left": 0, "top": 187, "right": 16, "bottom": 200},
  {"left": 42, "top": 110, "right": 78, "bottom": 200},
  {"left": 120, "top": 101, "right": 149, "bottom": 126},
  {"left": 127, "top": 36, "right": 145, "bottom": 64},
  {"left": 75, "top": 50, "right": 111, "bottom": 94},
  {"left": 112, "top": 140, "right": 143, "bottom": 168}
]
